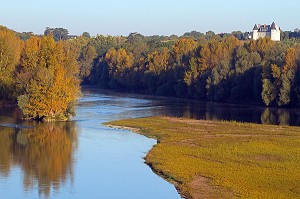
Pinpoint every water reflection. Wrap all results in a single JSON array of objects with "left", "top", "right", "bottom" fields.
[
  {"left": 260, "top": 108, "right": 294, "bottom": 125},
  {"left": 79, "top": 88, "right": 300, "bottom": 126},
  {"left": 150, "top": 99, "right": 300, "bottom": 126},
  {"left": 0, "top": 122, "right": 77, "bottom": 198}
]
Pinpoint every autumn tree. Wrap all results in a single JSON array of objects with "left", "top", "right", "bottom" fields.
[
  {"left": 17, "top": 36, "right": 80, "bottom": 120},
  {"left": 172, "top": 37, "right": 198, "bottom": 66},
  {"left": 145, "top": 47, "right": 170, "bottom": 75},
  {"left": 280, "top": 46, "right": 300, "bottom": 105},
  {"left": 104, "top": 48, "right": 134, "bottom": 88},
  {"left": 203, "top": 36, "right": 240, "bottom": 100},
  {"left": 170, "top": 38, "right": 198, "bottom": 96},
  {"left": 246, "top": 37, "right": 275, "bottom": 59},
  {"left": 0, "top": 26, "right": 22, "bottom": 99},
  {"left": 142, "top": 48, "right": 171, "bottom": 94}
]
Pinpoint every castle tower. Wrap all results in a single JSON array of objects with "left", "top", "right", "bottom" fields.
[
  {"left": 270, "top": 22, "right": 280, "bottom": 41},
  {"left": 252, "top": 24, "right": 258, "bottom": 40}
]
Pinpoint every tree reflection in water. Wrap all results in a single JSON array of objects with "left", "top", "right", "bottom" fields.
[
  {"left": 0, "top": 121, "right": 78, "bottom": 197},
  {"left": 169, "top": 101, "right": 298, "bottom": 126},
  {"left": 261, "top": 108, "right": 292, "bottom": 125}
]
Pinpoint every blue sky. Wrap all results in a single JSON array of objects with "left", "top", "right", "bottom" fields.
[{"left": 1, "top": 0, "right": 299, "bottom": 36}]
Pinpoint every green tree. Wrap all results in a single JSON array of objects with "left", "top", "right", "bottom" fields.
[
  {"left": 44, "top": 27, "right": 69, "bottom": 41},
  {"left": 205, "top": 30, "right": 215, "bottom": 40},
  {"left": 78, "top": 44, "right": 97, "bottom": 81},
  {"left": 279, "top": 70, "right": 294, "bottom": 106},
  {"left": 82, "top": 32, "right": 91, "bottom": 38},
  {"left": 89, "top": 35, "right": 125, "bottom": 56},
  {"left": 16, "top": 32, "right": 33, "bottom": 41},
  {"left": 261, "top": 79, "right": 276, "bottom": 106}
]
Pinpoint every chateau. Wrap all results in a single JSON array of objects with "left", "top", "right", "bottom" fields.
[{"left": 252, "top": 22, "right": 280, "bottom": 41}]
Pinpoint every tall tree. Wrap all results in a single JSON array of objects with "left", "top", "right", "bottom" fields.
[
  {"left": 104, "top": 48, "right": 133, "bottom": 87},
  {"left": 17, "top": 36, "right": 80, "bottom": 120},
  {"left": 146, "top": 48, "right": 170, "bottom": 75},
  {"left": 0, "top": 26, "right": 22, "bottom": 99},
  {"left": 261, "top": 79, "right": 276, "bottom": 106},
  {"left": 78, "top": 44, "right": 97, "bottom": 81}
]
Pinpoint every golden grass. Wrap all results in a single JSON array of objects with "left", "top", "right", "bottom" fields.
[{"left": 105, "top": 116, "right": 300, "bottom": 199}]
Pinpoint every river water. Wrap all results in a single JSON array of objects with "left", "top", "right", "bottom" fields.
[{"left": 1, "top": 88, "right": 300, "bottom": 199}]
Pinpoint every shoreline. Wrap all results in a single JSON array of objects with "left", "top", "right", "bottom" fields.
[{"left": 105, "top": 124, "right": 189, "bottom": 199}]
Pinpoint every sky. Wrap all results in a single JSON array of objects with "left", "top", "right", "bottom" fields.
[{"left": 1, "top": 0, "right": 299, "bottom": 36}]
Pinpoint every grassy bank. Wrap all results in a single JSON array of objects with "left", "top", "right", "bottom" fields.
[{"left": 106, "top": 116, "right": 300, "bottom": 199}]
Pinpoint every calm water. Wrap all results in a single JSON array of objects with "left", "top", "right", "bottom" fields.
[{"left": 1, "top": 88, "right": 300, "bottom": 199}]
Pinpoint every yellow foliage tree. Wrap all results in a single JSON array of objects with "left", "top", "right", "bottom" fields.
[
  {"left": 105, "top": 47, "right": 133, "bottom": 81},
  {"left": 146, "top": 48, "right": 170, "bottom": 75},
  {"left": 247, "top": 37, "right": 274, "bottom": 57},
  {"left": 0, "top": 26, "right": 22, "bottom": 99},
  {"left": 283, "top": 47, "right": 299, "bottom": 73},
  {"left": 200, "top": 36, "right": 239, "bottom": 72},
  {"left": 17, "top": 36, "right": 80, "bottom": 120},
  {"left": 172, "top": 37, "right": 198, "bottom": 66}
]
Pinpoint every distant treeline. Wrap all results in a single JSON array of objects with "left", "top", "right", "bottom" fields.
[{"left": 16, "top": 27, "right": 300, "bottom": 41}]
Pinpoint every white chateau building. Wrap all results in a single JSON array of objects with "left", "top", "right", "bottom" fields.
[{"left": 252, "top": 22, "right": 281, "bottom": 41}]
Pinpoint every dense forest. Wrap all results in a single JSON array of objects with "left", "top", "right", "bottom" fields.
[
  {"left": 68, "top": 28, "right": 300, "bottom": 107},
  {"left": 1, "top": 26, "right": 300, "bottom": 121}
]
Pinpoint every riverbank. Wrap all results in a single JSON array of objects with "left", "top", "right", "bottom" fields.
[{"left": 106, "top": 116, "right": 300, "bottom": 199}]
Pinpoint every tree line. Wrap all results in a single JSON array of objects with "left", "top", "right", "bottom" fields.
[{"left": 2, "top": 25, "right": 300, "bottom": 121}]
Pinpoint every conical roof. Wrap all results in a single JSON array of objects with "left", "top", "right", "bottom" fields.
[
  {"left": 253, "top": 24, "right": 258, "bottom": 30},
  {"left": 271, "top": 22, "right": 276, "bottom": 29}
]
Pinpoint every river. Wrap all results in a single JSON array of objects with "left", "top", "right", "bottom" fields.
[{"left": 1, "top": 87, "right": 300, "bottom": 199}]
